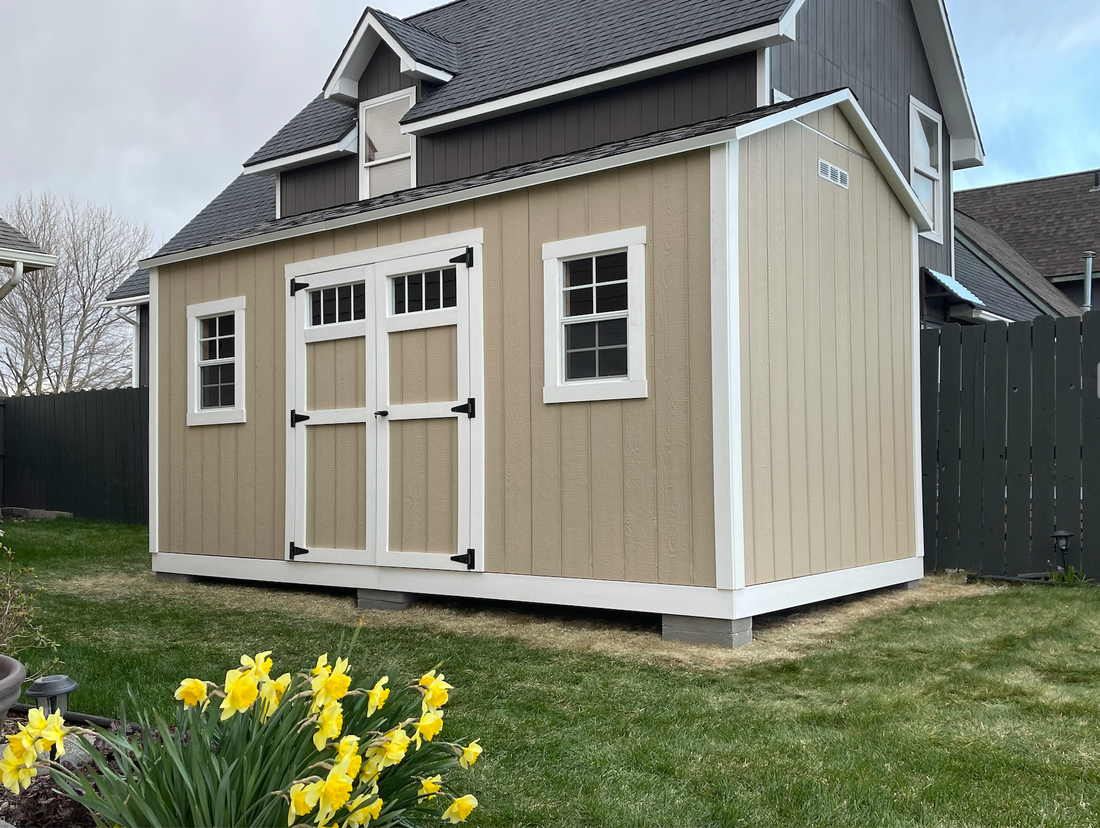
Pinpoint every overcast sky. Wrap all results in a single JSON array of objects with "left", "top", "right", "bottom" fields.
[{"left": 1, "top": 0, "right": 1097, "bottom": 252}]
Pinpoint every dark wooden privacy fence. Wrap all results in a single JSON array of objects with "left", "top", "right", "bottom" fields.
[
  {"left": 1, "top": 388, "right": 148, "bottom": 524},
  {"left": 921, "top": 314, "right": 1100, "bottom": 575}
]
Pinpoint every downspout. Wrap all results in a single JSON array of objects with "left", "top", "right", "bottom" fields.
[
  {"left": 112, "top": 306, "right": 140, "bottom": 388},
  {"left": 1083, "top": 251, "right": 1095, "bottom": 314},
  {"left": 0, "top": 261, "right": 24, "bottom": 302}
]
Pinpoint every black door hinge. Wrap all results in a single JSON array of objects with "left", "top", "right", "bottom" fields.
[
  {"left": 290, "top": 409, "right": 311, "bottom": 427},
  {"left": 289, "top": 541, "right": 310, "bottom": 559},
  {"left": 448, "top": 247, "right": 474, "bottom": 268},
  {"left": 450, "top": 397, "right": 475, "bottom": 418},
  {"left": 290, "top": 278, "right": 310, "bottom": 296},
  {"left": 450, "top": 548, "right": 475, "bottom": 570}
]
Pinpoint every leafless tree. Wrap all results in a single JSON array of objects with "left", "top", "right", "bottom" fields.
[{"left": 0, "top": 193, "right": 152, "bottom": 395}]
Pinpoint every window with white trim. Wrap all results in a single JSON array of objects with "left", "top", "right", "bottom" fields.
[
  {"left": 392, "top": 267, "right": 457, "bottom": 314},
  {"left": 910, "top": 97, "right": 943, "bottom": 242},
  {"left": 543, "top": 227, "right": 647, "bottom": 404},
  {"left": 359, "top": 87, "right": 415, "bottom": 200},
  {"left": 310, "top": 282, "right": 365, "bottom": 326},
  {"left": 187, "top": 296, "right": 246, "bottom": 426}
]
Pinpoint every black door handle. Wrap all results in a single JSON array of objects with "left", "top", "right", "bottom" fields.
[{"left": 374, "top": 409, "right": 389, "bottom": 417}]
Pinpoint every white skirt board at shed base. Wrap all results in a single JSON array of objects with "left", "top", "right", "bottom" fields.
[{"left": 148, "top": 90, "right": 926, "bottom": 643}]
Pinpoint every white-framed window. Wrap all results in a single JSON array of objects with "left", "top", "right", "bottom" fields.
[
  {"left": 910, "top": 97, "right": 943, "bottom": 243},
  {"left": 542, "top": 226, "right": 647, "bottom": 404},
  {"left": 186, "top": 296, "right": 246, "bottom": 426},
  {"left": 359, "top": 87, "right": 416, "bottom": 201},
  {"left": 309, "top": 281, "right": 366, "bottom": 326}
]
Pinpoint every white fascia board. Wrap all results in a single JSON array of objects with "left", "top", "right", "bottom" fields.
[
  {"left": 243, "top": 128, "right": 358, "bottom": 176},
  {"left": 100, "top": 295, "right": 150, "bottom": 308},
  {"left": 324, "top": 12, "right": 451, "bottom": 105},
  {"left": 0, "top": 247, "right": 57, "bottom": 270},
  {"left": 777, "top": 0, "right": 807, "bottom": 38},
  {"left": 401, "top": 21, "right": 794, "bottom": 136},
  {"left": 910, "top": 0, "right": 983, "bottom": 169}
]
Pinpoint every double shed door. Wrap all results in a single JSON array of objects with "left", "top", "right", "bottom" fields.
[{"left": 286, "top": 240, "right": 483, "bottom": 572}]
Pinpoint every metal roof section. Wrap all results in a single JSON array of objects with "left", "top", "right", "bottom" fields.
[
  {"left": 244, "top": 96, "right": 357, "bottom": 169},
  {"left": 105, "top": 268, "right": 150, "bottom": 303},
  {"left": 925, "top": 267, "right": 985, "bottom": 308},
  {"left": 0, "top": 217, "right": 57, "bottom": 270},
  {"left": 144, "top": 89, "right": 930, "bottom": 269}
]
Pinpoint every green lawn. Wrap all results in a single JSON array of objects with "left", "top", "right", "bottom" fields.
[{"left": 8, "top": 518, "right": 1100, "bottom": 827}]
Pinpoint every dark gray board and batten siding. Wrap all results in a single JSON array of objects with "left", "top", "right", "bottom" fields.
[
  {"left": 771, "top": 0, "right": 952, "bottom": 275},
  {"left": 281, "top": 156, "right": 359, "bottom": 218}
]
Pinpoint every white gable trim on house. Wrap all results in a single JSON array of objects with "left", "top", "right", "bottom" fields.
[
  {"left": 0, "top": 247, "right": 56, "bottom": 270},
  {"left": 243, "top": 128, "right": 358, "bottom": 176}
]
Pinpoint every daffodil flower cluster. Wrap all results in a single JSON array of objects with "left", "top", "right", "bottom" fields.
[
  {"left": 1, "top": 643, "right": 483, "bottom": 828},
  {"left": 0, "top": 707, "right": 73, "bottom": 794}
]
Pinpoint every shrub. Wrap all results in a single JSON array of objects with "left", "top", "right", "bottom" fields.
[
  {"left": 0, "top": 532, "right": 58, "bottom": 674},
  {"left": 2, "top": 638, "right": 482, "bottom": 827}
]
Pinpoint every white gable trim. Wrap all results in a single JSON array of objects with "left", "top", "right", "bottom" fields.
[
  {"left": 243, "top": 127, "right": 357, "bottom": 176},
  {"left": 324, "top": 11, "right": 452, "bottom": 106},
  {"left": 0, "top": 247, "right": 56, "bottom": 270}
]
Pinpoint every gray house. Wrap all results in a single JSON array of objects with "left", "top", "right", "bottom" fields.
[{"left": 140, "top": 0, "right": 982, "bottom": 646}]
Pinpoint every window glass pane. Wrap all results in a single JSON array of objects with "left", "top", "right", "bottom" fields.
[
  {"left": 408, "top": 272, "right": 423, "bottom": 313},
  {"left": 599, "top": 347, "right": 628, "bottom": 377},
  {"left": 311, "top": 291, "right": 322, "bottom": 326},
  {"left": 368, "top": 158, "right": 412, "bottom": 198},
  {"left": 337, "top": 285, "right": 352, "bottom": 322},
  {"left": 201, "top": 364, "right": 220, "bottom": 387},
  {"left": 566, "top": 258, "right": 593, "bottom": 286},
  {"left": 219, "top": 336, "right": 235, "bottom": 359},
  {"left": 221, "top": 363, "right": 235, "bottom": 384},
  {"left": 218, "top": 314, "right": 234, "bottom": 336},
  {"left": 425, "top": 270, "right": 441, "bottom": 310},
  {"left": 221, "top": 383, "right": 235, "bottom": 408},
  {"left": 201, "top": 318, "right": 218, "bottom": 339},
  {"left": 353, "top": 282, "right": 365, "bottom": 319},
  {"left": 365, "top": 97, "right": 412, "bottom": 161},
  {"left": 393, "top": 276, "right": 406, "bottom": 314},
  {"left": 201, "top": 339, "right": 218, "bottom": 361},
  {"left": 921, "top": 115, "right": 939, "bottom": 172},
  {"left": 566, "top": 321, "right": 596, "bottom": 350},
  {"left": 202, "top": 384, "right": 219, "bottom": 409},
  {"left": 599, "top": 318, "right": 627, "bottom": 346},
  {"left": 913, "top": 173, "right": 935, "bottom": 219},
  {"left": 595, "top": 252, "right": 627, "bottom": 283},
  {"left": 323, "top": 288, "right": 336, "bottom": 324},
  {"left": 596, "top": 283, "right": 627, "bottom": 313},
  {"left": 442, "top": 268, "right": 457, "bottom": 308},
  {"left": 567, "top": 350, "right": 597, "bottom": 380},
  {"left": 565, "top": 286, "right": 593, "bottom": 317}
]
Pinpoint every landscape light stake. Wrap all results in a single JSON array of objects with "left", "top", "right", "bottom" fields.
[{"left": 1051, "top": 529, "right": 1074, "bottom": 574}]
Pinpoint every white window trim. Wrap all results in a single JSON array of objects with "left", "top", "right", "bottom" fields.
[
  {"left": 359, "top": 87, "right": 417, "bottom": 201},
  {"left": 909, "top": 96, "right": 943, "bottom": 244},
  {"left": 186, "top": 295, "right": 246, "bottom": 426},
  {"left": 543, "top": 226, "right": 647, "bottom": 404}
]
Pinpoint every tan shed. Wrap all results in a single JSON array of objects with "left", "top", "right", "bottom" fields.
[{"left": 146, "top": 90, "right": 931, "bottom": 646}]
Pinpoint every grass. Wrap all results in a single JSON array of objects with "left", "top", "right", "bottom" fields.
[{"left": 8, "top": 517, "right": 1100, "bottom": 826}]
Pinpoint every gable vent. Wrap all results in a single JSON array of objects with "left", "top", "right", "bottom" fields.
[{"left": 818, "top": 159, "right": 849, "bottom": 189}]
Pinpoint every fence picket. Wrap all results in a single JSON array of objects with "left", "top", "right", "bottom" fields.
[
  {"left": 936, "top": 324, "right": 963, "bottom": 565},
  {"left": 1081, "top": 313, "right": 1100, "bottom": 577},
  {"left": 981, "top": 323, "right": 1009, "bottom": 574},
  {"left": 958, "top": 325, "right": 986, "bottom": 572},
  {"left": 1005, "top": 320, "right": 1033, "bottom": 575},
  {"left": 1031, "top": 316, "right": 1058, "bottom": 571},
  {"left": 1055, "top": 317, "right": 1083, "bottom": 569},
  {"left": 920, "top": 329, "right": 941, "bottom": 567}
]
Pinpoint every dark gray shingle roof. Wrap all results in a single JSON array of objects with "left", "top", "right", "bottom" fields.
[
  {"left": 954, "top": 209, "right": 1081, "bottom": 318},
  {"left": 151, "top": 92, "right": 830, "bottom": 261},
  {"left": 371, "top": 8, "right": 461, "bottom": 74},
  {"left": 403, "top": 0, "right": 793, "bottom": 122},
  {"left": 951, "top": 244, "right": 1042, "bottom": 322},
  {"left": 105, "top": 268, "right": 150, "bottom": 302},
  {"left": 156, "top": 173, "right": 276, "bottom": 258},
  {"left": 0, "top": 217, "right": 45, "bottom": 256},
  {"left": 954, "top": 170, "right": 1100, "bottom": 280},
  {"left": 245, "top": 96, "right": 357, "bottom": 167}
]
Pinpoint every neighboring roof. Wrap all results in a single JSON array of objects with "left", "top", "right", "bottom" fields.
[
  {"left": 156, "top": 173, "right": 276, "bottom": 258},
  {"left": 952, "top": 249, "right": 1047, "bottom": 321},
  {"left": 0, "top": 217, "right": 45, "bottom": 256},
  {"left": 954, "top": 209, "right": 1083, "bottom": 318},
  {"left": 371, "top": 7, "right": 461, "bottom": 74},
  {"left": 954, "top": 170, "right": 1100, "bottom": 280},
  {"left": 398, "top": 0, "right": 792, "bottom": 123},
  {"left": 245, "top": 96, "right": 357, "bottom": 167},
  {"left": 105, "top": 268, "right": 150, "bottom": 302},
  {"left": 144, "top": 89, "right": 926, "bottom": 268}
]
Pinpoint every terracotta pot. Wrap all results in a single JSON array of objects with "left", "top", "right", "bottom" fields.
[{"left": 0, "top": 655, "right": 27, "bottom": 725}]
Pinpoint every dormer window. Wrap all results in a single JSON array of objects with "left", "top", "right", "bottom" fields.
[{"left": 360, "top": 87, "right": 416, "bottom": 200}]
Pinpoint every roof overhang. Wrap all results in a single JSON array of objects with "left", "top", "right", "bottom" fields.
[
  {"left": 400, "top": 9, "right": 804, "bottom": 136},
  {"left": 925, "top": 266, "right": 985, "bottom": 307},
  {"left": 324, "top": 10, "right": 453, "bottom": 106},
  {"left": 0, "top": 247, "right": 57, "bottom": 271},
  {"left": 910, "top": 0, "right": 984, "bottom": 170},
  {"left": 243, "top": 127, "right": 358, "bottom": 175},
  {"left": 100, "top": 295, "right": 150, "bottom": 308}
]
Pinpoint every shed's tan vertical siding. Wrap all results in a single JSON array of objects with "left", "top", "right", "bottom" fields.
[
  {"left": 738, "top": 107, "right": 915, "bottom": 586},
  {"left": 159, "top": 152, "right": 714, "bottom": 586}
]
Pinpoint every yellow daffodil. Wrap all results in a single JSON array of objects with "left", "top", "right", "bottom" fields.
[
  {"left": 343, "top": 793, "right": 383, "bottom": 827},
  {"left": 418, "top": 670, "right": 452, "bottom": 713},
  {"left": 413, "top": 711, "right": 443, "bottom": 749},
  {"left": 366, "top": 676, "right": 389, "bottom": 716},
  {"left": 24, "top": 708, "right": 46, "bottom": 738},
  {"left": 312, "top": 653, "right": 330, "bottom": 675},
  {"left": 315, "top": 756, "right": 355, "bottom": 826},
  {"left": 36, "top": 711, "right": 69, "bottom": 759},
  {"left": 359, "top": 750, "right": 384, "bottom": 783},
  {"left": 241, "top": 650, "right": 273, "bottom": 682},
  {"left": 459, "top": 740, "right": 482, "bottom": 770},
  {"left": 5, "top": 729, "right": 36, "bottom": 766},
  {"left": 313, "top": 701, "right": 344, "bottom": 751},
  {"left": 258, "top": 673, "right": 292, "bottom": 723},
  {"left": 0, "top": 748, "right": 36, "bottom": 794},
  {"left": 380, "top": 727, "right": 411, "bottom": 767},
  {"left": 174, "top": 678, "right": 209, "bottom": 709},
  {"left": 220, "top": 668, "right": 260, "bottom": 720},
  {"left": 336, "top": 735, "right": 360, "bottom": 761},
  {"left": 418, "top": 775, "right": 442, "bottom": 800},
  {"left": 287, "top": 779, "right": 323, "bottom": 826},
  {"left": 442, "top": 794, "right": 478, "bottom": 824},
  {"left": 311, "top": 656, "right": 351, "bottom": 712}
]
